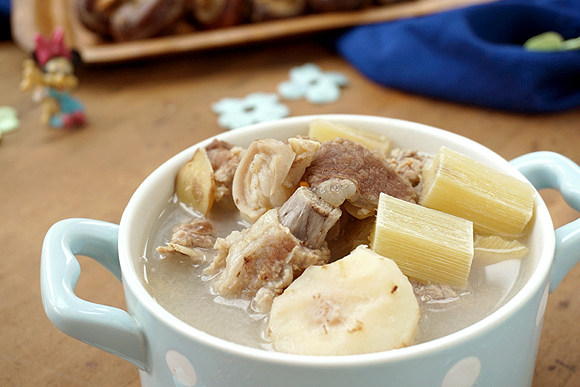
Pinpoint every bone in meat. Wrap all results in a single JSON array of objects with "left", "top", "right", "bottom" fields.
[
  {"left": 278, "top": 186, "right": 341, "bottom": 250},
  {"left": 205, "top": 208, "right": 330, "bottom": 313}
]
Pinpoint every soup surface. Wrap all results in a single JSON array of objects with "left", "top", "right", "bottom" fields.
[
  {"left": 140, "top": 196, "right": 532, "bottom": 350},
  {"left": 138, "top": 126, "right": 536, "bottom": 354}
]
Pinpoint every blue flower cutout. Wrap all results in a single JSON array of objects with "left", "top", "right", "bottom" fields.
[
  {"left": 277, "top": 63, "right": 349, "bottom": 104},
  {"left": 0, "top": 106, "right": 20, "bottom": 141},
  {"left": 212, "top": 92, "right": 290, "bottom": 130}
]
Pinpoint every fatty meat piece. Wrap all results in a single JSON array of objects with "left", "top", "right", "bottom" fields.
[{"left": 232, "top": 137, "right": 319, "bottom": 221}]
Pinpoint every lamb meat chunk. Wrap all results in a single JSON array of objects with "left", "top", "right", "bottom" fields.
[
  {"left": 205, "top": 208, "right": 330, "bottom": 313},
  {"left": 387, "top": 148, "right": 431, "bottom": 197},
  {"left": 157, "top": 217, "right": 216, "bottom": 262},
  {"left": 232, "top": 137, "right": 319, "bottom": 221},
  {"left": 311, "top": 178, "right": 357, "bottom": 208},
  {"left": 326, "top": 212, "right": 375, "bottom": 261},
  {"left": 304, "top": 138, "right": 417, "bottom": 218},
  {"left": 278, "top": 186, "right": 342, "bottom": 250},
  {"left": 205, "top": 139, "right": 243, "bottom": 205},
  {"left": 412, "top": 280, "right": 459, "bottom": 302},
  {"left": 284, "top": 137, "right": 320, "bottom": 190},
  {"left": 232, "top": 138, "right": 295, "bottom": 221}
]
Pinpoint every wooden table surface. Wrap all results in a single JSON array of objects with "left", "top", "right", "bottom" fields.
[{"left": 1, "top": 35, "right": 579, "bottom": 386}]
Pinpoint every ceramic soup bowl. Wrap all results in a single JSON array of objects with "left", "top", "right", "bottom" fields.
[{"left": 41, "top": 115, "right": 580, "bottom": 387}]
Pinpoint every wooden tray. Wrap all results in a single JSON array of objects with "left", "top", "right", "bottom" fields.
[{"left": 12, "top": 0, "right": 493, "bottom": 64}]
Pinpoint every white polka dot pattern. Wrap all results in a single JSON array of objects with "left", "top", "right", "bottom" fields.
[
  {"left": 441, "top": 356, "right": 481, "bottom": 387},
  {"left": 536, "top": 284, "right": 549, "bottom": 327},
  {"left": 166, "top": 350, "right": 197, "bottom": 386}
]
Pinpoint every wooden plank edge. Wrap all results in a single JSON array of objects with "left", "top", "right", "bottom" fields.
[{"left": 13, "top": 0, "right": 495, "bottom": 64}]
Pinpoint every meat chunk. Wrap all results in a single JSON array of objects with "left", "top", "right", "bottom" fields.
[
  {"left": 326, "top": 212, "right": 375, "bottom": 261},
  {"left": 311, "top": 178, "right": 357, "bottom": 208},
  {"left": 412, "top": 280, "right": 459, "bottom": 302},
  {"left": 278, "top": 186, "right": 342, "bottom": 250},
  {"left": 205, "top": 139, "right": 243, "bottom": 205},
  {"left": 387, "top": 148, "right": 431, "bottom": 197},
  {"left": 304, "top": 138, "right": 417, "bottom": 219},
  {"left": 205, "top": 209, "right": 330, "bottom": 313},
  {"left": 232, "top": 136, "right": 319, "bottom": 221},
  {"left": 157, "top": 217, "right": 216, "bottom": 262}
]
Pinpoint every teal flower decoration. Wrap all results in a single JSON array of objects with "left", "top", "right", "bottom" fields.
[
  {"left": 0, "top": 106, "right": 20, "bottom": 141},
  {"left": 212, "top": 92, "right": 290, "bottom": 130},
  {"left": 277, "top": 63, "right": 348, "bottom": 104}
]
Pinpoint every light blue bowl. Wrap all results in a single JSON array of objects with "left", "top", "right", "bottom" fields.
[{"left": 41, "top": 115, "right": 580, "bottom": 387}]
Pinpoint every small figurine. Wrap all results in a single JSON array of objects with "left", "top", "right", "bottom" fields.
[{"left": 20, "top": 27, "right": 86, "bottom": 129}]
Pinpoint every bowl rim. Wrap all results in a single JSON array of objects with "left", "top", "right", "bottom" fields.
[{"left": 118, "top": 114, "right": 555, "bottom": 366}]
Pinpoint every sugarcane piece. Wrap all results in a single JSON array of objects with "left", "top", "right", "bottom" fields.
[
  {"left": 420, "top": 147, "right": 535, "bottom": 237},
  {"left": 474, "top": 235, "right": 529, "bottom": 262},
  {"left": 372, "top": 193, "right": 474, "bottom": 288},
  {"left": 307, "top": 119, "right": 391, "bottom": 155}
]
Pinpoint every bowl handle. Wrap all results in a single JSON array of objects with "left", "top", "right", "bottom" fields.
[
  {"left": 511, "top": 151, "right": 580, "bottom": 292},
  {"left": 41, "top": 218, "right": 148, "bottom": 370}
]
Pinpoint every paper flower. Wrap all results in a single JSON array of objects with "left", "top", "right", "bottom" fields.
[
  {"left": 0, "top": 106, "right": 20, "bottom": 140},
  {"left": 212, "top": 92, "right": 289, "bottom": 130},
  {"left": 277, "top": 63, "right": 348, "bottom": 104}
]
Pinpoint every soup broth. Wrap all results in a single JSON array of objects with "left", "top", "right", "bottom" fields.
[
  {"left": 137, "top": 124, "right": 536, "bottom": 354},
  {"left": 140, "top": 196, "right": 533, "bottom": 350}
]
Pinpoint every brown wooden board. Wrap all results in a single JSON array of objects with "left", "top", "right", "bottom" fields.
[{"left": 12, "top": 0, "right": 495, "bottom": 64}]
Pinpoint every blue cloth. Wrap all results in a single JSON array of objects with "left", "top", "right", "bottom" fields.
[
  {"left": 0, "top": 0, "right": 9, "bottom": 15},
  {"left": 336, "top": 0, "right": 580, "bottom": 113},
  {"left": 0, "top": 0, "right": 10, "bottom": 40}
]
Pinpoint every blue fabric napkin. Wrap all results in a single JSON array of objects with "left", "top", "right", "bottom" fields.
[
  {"left": 0, "top": 0, "right": 10, "bottom": 40},
  {"left": 336, "top": 0, "right": 580, "bottom": 113},
  {"left": 0, "top": 0, "right": 9, "bottom": 15}
]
